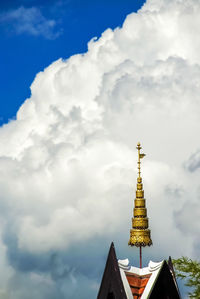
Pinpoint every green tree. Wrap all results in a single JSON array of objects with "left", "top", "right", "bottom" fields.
[{"left": 173, "top": 257, "right": 200, "bottom": 298}]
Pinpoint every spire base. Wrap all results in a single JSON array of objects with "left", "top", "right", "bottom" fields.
[{"left": 129, "top": 229, "right": 152, "bottom": 247}]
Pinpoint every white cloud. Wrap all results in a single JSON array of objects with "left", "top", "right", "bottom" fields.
[
  {"left": 0, "top": 0, "right": 200, "bottom": 297},
  {"left": 184, "top": 149, "right": 200, "bottom": 172},
  {"left": 0, "top": 6, "right": 61, "bottom": 39}
]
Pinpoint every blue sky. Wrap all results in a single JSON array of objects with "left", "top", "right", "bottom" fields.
[{"left": 0, "top": 0, "right": 145, "bottom": 125}]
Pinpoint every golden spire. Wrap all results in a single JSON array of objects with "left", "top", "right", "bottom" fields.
[{"left": 128, "top": 142, "right": 152, "bottom": 249}]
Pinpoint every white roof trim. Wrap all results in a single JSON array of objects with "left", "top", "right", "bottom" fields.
[
  {"left": 118, "top": 259, "right": 131, "bottom": 271},
  {"left": 118, "top": 259, "right": 164, "bottom": 299},
  {"left": 119, "top": 267, "right": 134, "bottom": 299},
  {"left": 141, "top": 261, "right": 164, "bottom": 299}
]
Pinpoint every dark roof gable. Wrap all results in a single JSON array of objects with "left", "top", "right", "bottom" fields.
[
  {"left": 149, "top": 260, "right": 181, "bottom": 299},
  {"left": 97, "top": 242, "right": 127, "bottom": 299}
]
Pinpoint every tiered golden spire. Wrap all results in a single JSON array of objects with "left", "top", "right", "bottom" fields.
[{"left": 128, "top": 142, "right": 152, "bottom": 248}]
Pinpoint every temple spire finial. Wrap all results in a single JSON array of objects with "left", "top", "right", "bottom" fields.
[
  {"left": 128, "top": 142, "right": 152, "bottom": 268},
  {"left": 137, "top": 142, "right": 145, "bottom": 179}
]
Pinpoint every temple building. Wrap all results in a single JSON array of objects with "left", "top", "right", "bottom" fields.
[{"left": 97, "top": 143, "right": 181, "bottom": 299}]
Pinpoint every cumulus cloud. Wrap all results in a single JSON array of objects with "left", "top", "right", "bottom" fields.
[
  {"left": 184, "top": 149, "right": 200, "bottom": 172},
  {"left": 0, "top": 6, "right": 61, "bottom": 39},
  {"left": 0, "top": 0, "right": 200, "bottom": 297}
]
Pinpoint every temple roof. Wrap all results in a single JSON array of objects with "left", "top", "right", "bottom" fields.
[{"left": 97, "top": 243, "right": 181, "bottom": 299}]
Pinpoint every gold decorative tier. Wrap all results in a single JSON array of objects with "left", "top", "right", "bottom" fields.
[
  {"left": 128, "top": 142, "right": 152, "bottom": 248},
  {"left": 129, "top": 229, "right": 152, "bottom": 247},
  {"left": 134, "top": 208, "right": 147, "bottom": 218},
  {"left": 132, "top": 218, "right": 148, "bottom": 229}
]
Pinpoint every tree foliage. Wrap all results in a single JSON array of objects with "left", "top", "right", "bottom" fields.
[{"left": 173, "top": 257, "right": 200, "bottom": 298}]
